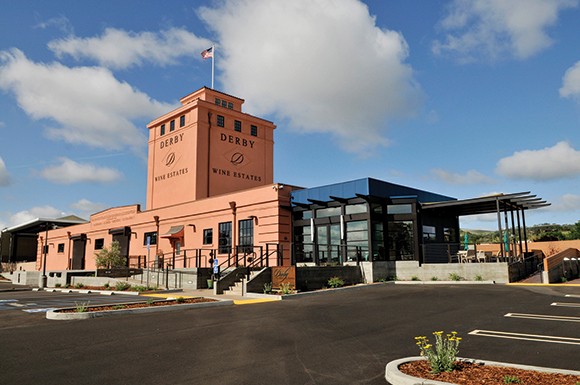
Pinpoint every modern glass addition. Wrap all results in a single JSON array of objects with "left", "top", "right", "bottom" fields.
[{"left": 292, "top": 197, "right": 423, "bottom": 264}]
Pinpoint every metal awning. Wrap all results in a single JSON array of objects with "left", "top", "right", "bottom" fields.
[
  {"left": 161, "top": 225, "right": 184, "bottom": 238},
  {"left": 421, "top": 192, "right": 550, "bottom": 216}
]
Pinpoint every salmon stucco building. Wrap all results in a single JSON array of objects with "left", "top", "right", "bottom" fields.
[{"left": 33, "top": 87, "right": 298, "bottom": 283}]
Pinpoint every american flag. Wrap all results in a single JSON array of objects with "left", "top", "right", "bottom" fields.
[{"left": 201, "top": 46, "right": 213, "bottom": 59}]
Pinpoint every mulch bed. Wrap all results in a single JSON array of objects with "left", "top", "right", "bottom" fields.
[
  {"left": 399, "top": 359, "right": 580, "bottom": 385},
  {"left": 57, "top": 297, "right": 216, "bottom": 313}
]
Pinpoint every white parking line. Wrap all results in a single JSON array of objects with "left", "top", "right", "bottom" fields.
[
  {"left": 22, "top": 308, "right": 57, "bottom": 313},
  {"left": 551, "top": 302, "right": 580, "bottom": 308},
  {"left": 0, "top": 299, "right": 18, "bottom": 303},
  {"left": 505, "top": 313, "right": 580, "bottom": 322},
  {"left": 565, "top": 294, "right": 580, "bottom": 298},
  {"left": 469, "top": 330, "right": 580, "bottom": 345}
]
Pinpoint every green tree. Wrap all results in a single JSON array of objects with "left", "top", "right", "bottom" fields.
[
  {"left": 95, "top": 240, "right": 126, "bottom": 268},
  {"left": 568, "top": 220, "right": 580, "bottom": 240}
]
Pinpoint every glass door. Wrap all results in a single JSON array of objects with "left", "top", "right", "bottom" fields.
[{"left": 316, "top": 224, "right": 341, "bottom": 265}]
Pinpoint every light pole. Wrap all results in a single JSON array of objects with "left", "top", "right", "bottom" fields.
[{"left": 39, "top": 222, "right": 50, "bottom": 289}]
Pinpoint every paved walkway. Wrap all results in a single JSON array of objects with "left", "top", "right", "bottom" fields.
[{"left": 141, "top": 288, "right": 280, "bottom": 305}]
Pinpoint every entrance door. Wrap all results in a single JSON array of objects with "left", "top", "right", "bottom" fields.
[
  {"left": 71, "top": 237, "right": 86, "bottom": 270},
  {"left": 316, "top": 224, "right": 341, "bottom": 264}
]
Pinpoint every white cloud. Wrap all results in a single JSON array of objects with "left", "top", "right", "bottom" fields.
[
  {"left": 496, "top": 141, "right": 580, "bottom": 180},
  {"left": 48, "top": 27, "right": 211, "bottom": 69},
  {"left": 0, "top": 157, "right": 10, "bottom": 187},
  {"left": 40, "top": 157, "right": 122, "bottom": 184},
  {"left": 433, "top": 0, "right": 578, "bottom": 62},
  {"left": 34, "top": 15, "right": 74, "bottom": 35},
  {"left": 432, "top": 168, "right": 494, "bottom": 185},
  {"left": 9, "top": 206, "right": 64, "bottom": 227},
  {"left": 0, "top": 49, "right": 174, "bottom": 153},
  {"left": 70, "top": 199, "right": 107, "bottom": 216},
  {"left": 560, "top": 60, "right": 580, "bottom": 101},
  {"left": 198, "top": 0, "right": 423, "bottom": 154},
  {"left": 549, "top": 194, "right": 580, "bottom": 211}
]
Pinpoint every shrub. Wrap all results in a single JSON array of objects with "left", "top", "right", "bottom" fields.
[
  {"left": 74, "top": 301, "right": 90, "bottom": 313},
  {"left": 175, "top": 297, "right": 185, "bottom": 303},
  {"left": 503, "top": 375, "right": 521, "bottom": 383},
  {"left": 474, "top": 274, "right": 483, "bottom": 281},
  {"left": 411, "top": 276, "right": 420, "bottom": 281},
  {"left": 431, "top": 276, "right": 439, "bottom": 281},
  {"left": 74, "top": 283, "right": 84, "bottom": 289},
  {"left": 114, "top": 281, "right": 131, "bottom": 291},
  {"left": 327, "top": 276, "right": 345, "bottom": 288},
  {"left": 132, "top": 285, "right": 148, "bottom": 292},
  {"left": 146, "top": 298, "right": 156, "bottom": 305},
  {"left": 112, "top": 305, "right": 125, "bottom": 310},
  {"left": 278, "top": 282, "right": 294, "bottom": 295},
  {"left": 415, "top": 331, "right": 462, "bottom": 374},
  {"left": 103, "top": 282, "right": 110, "bottom": 289},
  {"left": 95, "top": 240, "right": 126, "bottom": 269},
  {"left": 449, "top": 272, "right": 462, "bottom": 281},
  {"left": 55, "top": 283, "right": 62, "bottom": 288},
  {"left": 263, "top": 282, "right": 273, "bottom": 294}
]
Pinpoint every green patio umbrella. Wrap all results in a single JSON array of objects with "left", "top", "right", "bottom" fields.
[{"left": 464, "top": 232, "right": 468, "bottom": 250}]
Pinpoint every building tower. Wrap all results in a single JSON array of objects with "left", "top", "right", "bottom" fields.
[{"left": 146, "top": 87, "right": 275, "bottom": 210}]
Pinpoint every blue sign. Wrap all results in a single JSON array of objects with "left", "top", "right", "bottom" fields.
[{"left": 213, "top": 258, "right": 219, "bottom": 274}]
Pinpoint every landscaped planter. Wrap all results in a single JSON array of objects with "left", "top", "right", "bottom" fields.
[
  {"left": 385, "top": 356, "right": 580, "bottom": 385},
  {"left": 46, "top": 298, "right": 233, "bottom": 320}
]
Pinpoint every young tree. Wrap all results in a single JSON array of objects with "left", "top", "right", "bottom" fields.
[{"left": 95, "top": 240, "right": 126, "bottom": 269}]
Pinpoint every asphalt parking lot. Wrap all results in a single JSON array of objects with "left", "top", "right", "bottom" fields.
[{"left": 0, "top": 283, "right": 578, "bottom": 385}]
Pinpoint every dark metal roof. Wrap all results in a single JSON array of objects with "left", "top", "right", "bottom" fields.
[
  {"left": 3, "top": 216, "right": 87, "bottom": 234},
  {"left": 421, "top": 192, "right": 550, "bottom": 216}
]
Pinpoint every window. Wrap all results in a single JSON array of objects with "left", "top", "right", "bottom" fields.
[
  {"left": 221, "top": 100, "right": 227, "bottom": 108},
  {"left": 316, "top": 207, "right": 340, "bottom": 218},
  {"left": 387, "top": 204, "right": 412, "bottom": 215},
  {"left": 217, "top": 115, "right": 225, "bottom": 127},
  {"left": 143, "top": 232, "right": 157, "bottom": 246},
  {"left": 215, "top": 98, "right": 221, "bottom": 106},
  {"left": 388, "top": 221, "right": 415, "bottom": 261},
  {"left": 234, "top": 120, "right": 242, "bottom": 132},
  {"left": 250, "top": 125, "right": 258, "bottom": 136},
  {"left": 203, "top": 229, "right": 213, "bottom": 245},
  {"left": 238, "top": 219, "right": 254, "bottom": 253},
  {"left": 94, "top": 238, "right": 104, "bottom": 250},
  {"left": 218, "top": 222, "right": 232, "bottom": 254},
  {"left": 160, "top": 124, "right": 165, "bottom": 136},
  {"left": 57, "top": 243, "right": 65, "bottom": 253},
  {"left": 423, "top": 226, "right": 436, "bottom": 242},
  {"left": 170, "top": 120, "right": 175, "bottom": 132},
  {"left": 345, "top": 203, "right": 367, "bottom": 215},
  {"left": 227, "top": 102, "right": 233, "bottom": 109},
  {"left": 179, "top": 115, "right": 185, "bottom": 127}
]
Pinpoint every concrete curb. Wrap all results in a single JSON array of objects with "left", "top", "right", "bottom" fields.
[
  {"left": 385, "top": 356, "right": 580, "bottom": 385},
  {"left": 394, "top": 280, "right": 496, "bottom": 285},
  {"left": 46, "top": 298, "right": 233, "bottom": 320}
]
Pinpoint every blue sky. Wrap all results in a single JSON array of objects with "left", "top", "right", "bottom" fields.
[{"left": 1, "top": 0, "right": 580, "bottom": 231}]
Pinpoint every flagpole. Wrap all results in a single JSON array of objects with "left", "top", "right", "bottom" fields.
[{"left": 211, "top": 45, "right": 215, "bottom": 89}]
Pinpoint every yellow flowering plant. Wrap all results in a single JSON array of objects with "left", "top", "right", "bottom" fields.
[{"left": 414, "top": 331, "right": 462, "bottom": 373}]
